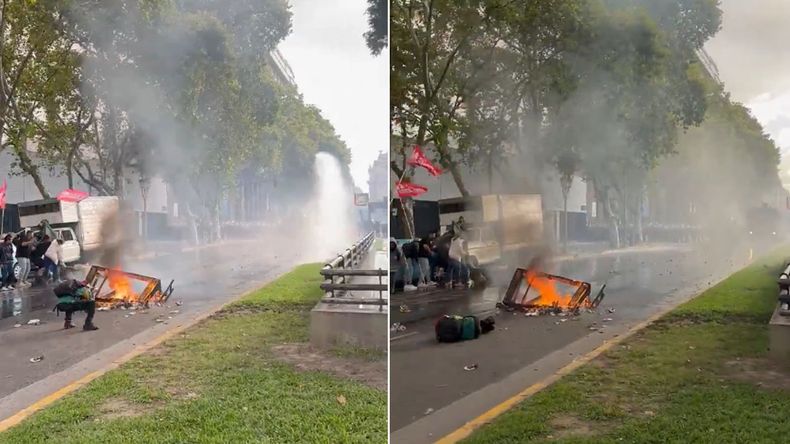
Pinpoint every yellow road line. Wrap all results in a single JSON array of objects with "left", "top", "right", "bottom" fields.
[
  {"left": 435, "top": 308, "right": 674, "bottom": 444},
  {"left": 0, "top": 280, "right": 271, "bottom": 433}
]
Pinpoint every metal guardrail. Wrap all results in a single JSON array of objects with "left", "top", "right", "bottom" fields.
[{"left": 319, "top": 232, "right": 387, "bottom": 311}]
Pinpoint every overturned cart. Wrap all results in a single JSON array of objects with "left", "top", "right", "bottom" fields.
[
  {"left": 502, "top": 268, "right": 605, "bottom": 312},
  {"left": 85, "top": 265, "right": 174, "bottom": 307}
]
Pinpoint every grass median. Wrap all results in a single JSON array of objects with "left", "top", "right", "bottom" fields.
[
  {"left": 465, "top": 249, "right": 790, "bottom": 443},
  {"left": 0, "top": 264, "right": 387, "bottom": 444}
]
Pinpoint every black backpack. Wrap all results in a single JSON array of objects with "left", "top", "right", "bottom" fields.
[
  {"left": 402, "top": 241, "right": 418, "bottom": 259},
  {"left": 53, "top": 279, "right": 82, "bottom": 297}
]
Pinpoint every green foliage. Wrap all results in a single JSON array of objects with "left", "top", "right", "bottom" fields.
[
  {"left": 1, "top": 0, "right": 351, "bottom": 219},
  {"left": 364, "top": 0, "right": 388, "bottom": 55}
]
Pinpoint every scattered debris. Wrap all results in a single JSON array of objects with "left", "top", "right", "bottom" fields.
[
  {"left": 399, "top": 305, "right": 411, "bottom": 313},
  {"left": 175, "top": 300, "right": 183, "bottom": 306},
  {"left": 607, "top": 308, "right": 616, "bottom": 314},
  {"left": 424, "top": 408, "right": 434, "bottom": 415},
  {"left": 169, "top": 310, "right": 179, "bottom": 314},
  {"left": 336, "top": 395, "right": 347, "bottom": 406},
  {"left": 390, "top": 323, "right": 407, "bottom": 332},
  {"left": 13, "top": 323, "right": 22, "bottom": 328},
  {"left": 26, "top": 319, "right": 40, "bottom": 326},
  {"left": 29, "top": 356, "right": 44, "bottom": 363},
  {"left": 463, "top": 364, "right": 478, "bottom": 371},
  {"left": 97, "top": 307, "right": 110, "bottom": 311},
  {"left": 603, "top": 318, "right": 613, "bottom": 322}
]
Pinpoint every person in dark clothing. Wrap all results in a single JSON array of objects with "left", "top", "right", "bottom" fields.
[
  {"left": 418, "top": 236, "right": 435, "bottom": 285},
  {"left": 54, "top": 280, "right": 98, "bottom": 331},
  {"left": 31, "top": 235, "right": 52, "bottom": 270},
  {"left": 0, "top": 235, "right": 14, "bottom": 290}
]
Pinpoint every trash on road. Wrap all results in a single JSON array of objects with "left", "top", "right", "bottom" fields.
[
  {"left": 336, "top": 395, "right": 347, "bottom": 406},
  {"left": 424, "top": 408, "right": 434, "bottom": 415},
  {"left": 13, "top": 323, "right": 22, "bottom": 328},
  {"left": 391, "top": 323, "right": 407, "bottom": 332},
  {"left": 27, "top": 319, "right": 40, "bottom": 326},
  {"left": 399, "top": 304, "right": 411, "bottom": 313},
  {"left": 29, "top": 356, "right": 44, "bottom": 363},
  {"left": 97, "top": 307, "right": 110, "bottom": 311},
  {"left": 464, "top": 364, "right": 478, "bottom": 371}
]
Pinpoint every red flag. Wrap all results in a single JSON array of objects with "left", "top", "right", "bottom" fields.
[
  {"left": 0, "top": 180, "right": 6, "bottom": 209},
  {"left": 396, "top": 181, "right": 428, "bottom": 198},
  {"left": 407, "top": 145, "right": 443, "bottom": 176},
  {"left": 57, "top": 189, "right": 89, "bottom": 203}
]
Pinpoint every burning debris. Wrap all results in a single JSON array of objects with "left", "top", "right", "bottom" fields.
[
  {"left": 84, "top": 265, "right": 174, "bottom": 309},
  {"left": 501, "top": 268, "right": 605, "bottom": 315}
]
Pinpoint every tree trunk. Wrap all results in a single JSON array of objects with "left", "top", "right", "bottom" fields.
[
  {"left": 213, "top": 200, "right": 221, "bottom": 242},
  {"left": 605, "top": 191, "right": 620, "bottom": 249},
  {"left": 487, "top": 151, "right": 493, "bottom": 193},
  {"left": 185, "top": 202, "right": 199, "bottom": 245},
  {"left": 563, "top": 194, "right": 568, "bottom": 253},
  {"left": 12, "top": 142, "right": 50, "bottom": 199}
]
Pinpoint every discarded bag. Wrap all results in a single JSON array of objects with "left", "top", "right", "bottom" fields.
[{"left": 435, "top": 315, "right": 480, "bottom": 343}]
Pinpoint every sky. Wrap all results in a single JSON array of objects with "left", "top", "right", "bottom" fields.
[
  {"left": 279, "top": 0, "right": 388, "bottom": 193},
  {"left": 705, "top": 0, "right": 790, "bottom": 181}
]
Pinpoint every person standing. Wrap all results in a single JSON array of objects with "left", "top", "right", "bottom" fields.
[
  {"left": 44, "top": 239, "right": 64, "bottom": 282},
  {"left": 418, "top": 236, "right": 435, "bottom": 286},
  {"left": 0, "top": 234, "right": 14, "bottom": 290},
  {"left": 14, "top": 232, "right": 34, "bottom": 287},
  {"left": 448, "top": 233, "right": 470, "bottom": 289}
]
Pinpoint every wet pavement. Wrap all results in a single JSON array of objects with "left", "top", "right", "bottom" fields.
[
  {"left": 0, "top": 237, "right": 306, "bottom": 407},
  {"left": 390, "top": 243, "right": 753, "bottom": 438}
]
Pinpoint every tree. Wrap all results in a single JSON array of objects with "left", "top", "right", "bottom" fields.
[{"left": 365, "top": 0, "right": 388, "bottom": 55}]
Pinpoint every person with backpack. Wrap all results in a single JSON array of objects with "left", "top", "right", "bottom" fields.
[{"left": 54, "top": 279, "right": 99, "bottom": 331}]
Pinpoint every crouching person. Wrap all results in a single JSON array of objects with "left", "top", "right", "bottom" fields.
[{"left": 54, "top": 279, "right": 98, "bottom": 331}]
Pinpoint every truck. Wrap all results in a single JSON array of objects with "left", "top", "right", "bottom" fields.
[
  {"left": 16, "top": 196, "right": 120, "bottom": 263},
  {"left": 438, "top": 194, "right": 544, "bottom": 266}
]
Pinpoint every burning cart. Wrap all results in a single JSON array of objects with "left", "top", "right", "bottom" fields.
[
  {"left": 84, "top": 265, "right": 174, "bottom": 308},
  {"left": 502, "top": 268, "right": 604, "bottom": 313}
]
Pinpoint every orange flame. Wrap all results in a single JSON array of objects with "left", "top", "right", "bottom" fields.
[
  {"left": 524, "top": 269, "right": 574, "bottom": 308},
  {"left": 107, "top": 270, "right": 138, "bottom": 302}
]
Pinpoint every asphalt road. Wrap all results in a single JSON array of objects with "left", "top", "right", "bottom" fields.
[
  {"left": 0, "top": 236, "right": 307, "bottom": 417},
  {"left": 390, "top": 242, "right": 754, "bottom": 440}
]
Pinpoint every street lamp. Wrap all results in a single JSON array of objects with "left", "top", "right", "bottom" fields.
[{"left": 139, "top": 174, "right": 150, "bottom": 240}]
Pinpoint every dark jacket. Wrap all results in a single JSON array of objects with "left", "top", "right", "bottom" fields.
[{"left": 0, "top": 242, "right": 13, "bottom": 264}]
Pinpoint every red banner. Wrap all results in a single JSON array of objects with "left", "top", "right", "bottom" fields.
[
  {"left": 57, "top": 189, "right": 89, "bottom": 203},
  {"left": 407, "top": 145, "right": 443, "bottom": 176},
  {"left": 0, "top": 180, "right": 6, "bottom": 209},
  {"left": 396, "top": 181, "right": 428, "bottom": 198}
]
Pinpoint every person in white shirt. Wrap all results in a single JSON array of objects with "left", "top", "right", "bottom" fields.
[
  {"left": 43, "top": 239, "right": 64, "bottom": 282},
  {"left": 448, "top": 233, "right": 470, "bottom": 288}
]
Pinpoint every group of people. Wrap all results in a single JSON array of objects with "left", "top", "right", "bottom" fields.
[
  {"left": 0, "top": 229, "right": 65, "bottom": 290},
  {"left": 391, "top": 221, "right": 473, "bottom": 291}
]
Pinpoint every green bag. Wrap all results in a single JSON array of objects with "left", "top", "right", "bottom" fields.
[{"left": 460, "top": 316, "right": 480, "bottom": 340}]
